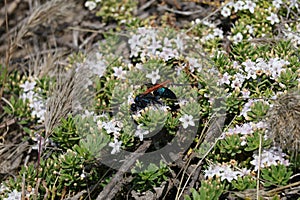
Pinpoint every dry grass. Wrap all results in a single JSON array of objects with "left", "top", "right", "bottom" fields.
[
  {"left": 0, "top": 0, "right": 79, "bottom": 181},
  {"left": 3, "top": 0, "right": 75, "bottom": 66},
  {"left": 267, "top": 90, "right": 300, "bottom": 161}
]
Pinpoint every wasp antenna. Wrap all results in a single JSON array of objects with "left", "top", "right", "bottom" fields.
[
  {"left": 160, "top": 79, "right": 171, "bottom": 86},
  {"left": 142, "top": 80, "right": 172, "bottom": 95}
]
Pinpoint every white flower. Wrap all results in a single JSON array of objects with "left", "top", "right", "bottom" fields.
[
  {"left": 93, "top": 60, "right": 107, "bottom": 77},
  {"left": 174, "top": 35, "right": 184, "bottom": 52},
  {"left": 127, "top": 92, "right": 135, "bottom": 105},
  {"left": 231, "top": 78, "right": 242, "bottom": 89},
  {"left": 195, "top": 18, "right": 201, "bottom": 24},
  {"left": 253, "top": 121, "right": 268, "bottom": 130},
  {"left": 232, "top": 32, "right": 243, "bottom": 44},
  {"left": 128, "top": 34, "right": 141, "bottom": 49},
  {"left": 246, "top": 25, "right": 254, "bottom": 34},
  {"left": 240, "top": 138, "right": 247, "bottom": 146},
  {"left": 29, "top": 99, "right": 46, "bottom": 122},
  {"left": 221, "top": 6, "right": 231, "bottom": 17},
  {"left": 146, "top": 69, "right": 160, "bottom": 84},
  {"left": 240, "top": 123, "right": 254, "bottom": 135},
  {"left": 102, "top": 121, "right": 121, "bottom": 134},
  {"left": 134, "top": 124, "right": 149, "bottom": 141},
  {"left": 267, "top": 13, "right": 280, "bottom": 25},
  {"left": 204, "top": 165, "right": 223, "bottom": 178},
  {"left": 256, "top": 58, "right": 269, "bottom": 72},
  {"left": 159, "top": 47, "right": 178, "bottom": 60},
  {"left": 109, "top": 139, "right": 122, "bottom": 154},
  {"left": 179, "top": 114, "right": 195, "bottom": 129},
  {"left": 135, "top": 63, "right": 144, "bottom": 70},
  {"left": 3, "top": 189, "right": 21, "bottom": 200},
  {"left": 272, "top": 0, "right": 282, "bottom": 9},
  {"left": 240, "top": 168, "right": 251, "bottom": 176},
  {"left": 246, "top": 69, "right": 257, "bottom": 79},
  {"left": 187, "top": 57, "right": 202, "bottom": 72},
  {"left": 213, "top": 28, "right": 224, "bottom": 39},
  {"left": 20, "top": 90, "right": 35, "bottom": 102},
  {"left": 219, "top": 72, "right": 231, "bottom": 85},
  {"left": 178, "top": 99, "right": 188, "bottom": 107},
  {"left": 244, "top": 1, "right": 256, "bottom": 13},
  {"left": 82, "top": 110, "right": 95, "bottom": 118},
  {"left": 289, "top": 0, "right": 299, "bottom": 8},
  {"left": 204, "top": 33, "right": 215, "bottom": 41},
  {"left": 148, "top": 36, "right": 162, "bottom": 55},
  {"left": 20, "top": 80, "right": 36, "bottom": 92},
  {"left": 163, "top": 37, "right": 172, "bottom": 47},
  {"left": 202, "top": 20, "right": 214, "bottom": 27},
  {"left": 232, "top": 61, "right": 240, "bottom": 69},
  {"left": 0, "top": 183, "right": 8, "bottom": 193},
  {"left": 34, "top": 108, "right": 46, "bottom": 123},
  {"left": 234, "top": 0, "right": 245, "bottom": 12},
  {"left": 204, "top": 164, "right": 242, "bottom": 182},
  {"left": 241, "top": 88, "right": 250, "bottom": 98},
  {"left": 269, "top": 58, "right": 286, "bottom": 79},
  {"left": 85, "top": 1, "right": 97, "bottom": 10},
  {"left": 31, "top": 133, "right": 48, "bottom": 150},
  {"left": 239, "top": 99, "right": 256, "bottom": 118},
  {"left": 113, "top": 66, "right": 126, "bottom": 79},
  {"left": 158, "top": 104, "right": 170, "bottom": 112},
  {"left": 235, "top": 72, "right": 246, "bottom": 83},
  {"left": 220, "top": 165, "right": 240, "bottom": 182},
  {"left": 242, "top": 59, "right": 255, "bottom": 71}
]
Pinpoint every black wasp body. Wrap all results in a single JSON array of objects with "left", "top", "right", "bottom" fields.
[{"left": 130, "top": 82, "right": 179, "bottom": 112}]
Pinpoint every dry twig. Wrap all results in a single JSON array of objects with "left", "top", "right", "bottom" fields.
[{"left": 96, "top": 141, "right": 151, "bottom": 200}]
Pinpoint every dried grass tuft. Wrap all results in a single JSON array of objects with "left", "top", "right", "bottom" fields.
[
  {"left": 44, "top": 69, "right": 75, "bottom": 137},
  {"left": 44, "top": 61, "right": 96, "bottom": 137},
  {"left": 266, "top": 90, "right": 300, "bottom": 156},
  {"left": 5, "top": 0, "right": 75, "bottom": 64}
]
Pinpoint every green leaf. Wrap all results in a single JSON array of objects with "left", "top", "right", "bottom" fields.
[{"left": 23, "top": 127, "right": 32, "bottom": 134}]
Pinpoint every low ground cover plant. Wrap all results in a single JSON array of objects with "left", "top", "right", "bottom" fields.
[{"left": 0, "top": 0, "right": 299, "bottom": 199}]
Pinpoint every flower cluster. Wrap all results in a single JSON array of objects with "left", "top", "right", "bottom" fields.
[
  {"left": 250, "top": 147, "right": 290, "bottom": 171},
  {"left": 82, "top": 52, "right": 108, "bottom": 78},
  {"left": 101, "top": 119, "right": 123, "bottom": 138},
  {"left": 193, "top": 20, "right": 224, "bottom": 42},
  {"left": 128, "top": 28, "right": 184, "bottom": 61},
  {"left": 218, "top": 57, "right": 290, "bottom": 91},
  {"left": 204, "top": 163, "right": 250, "bottom": 182},
  {"left": 224, "top": 121, "right": 267, "bottom": 136},
  {"left": 239, "top": 99, "right": 269, "bottom": 120},
  {"left": 219, "top": 0, "right": 300, "bottom": 44},
  {"left": 3, "top": 189, "right": 21, "bottom": 200},
  {"left": 222, "top": 121, "right": 268, "bottom": 145},
  {"left": 2, "top": 187, "right": 35, "bottom": 200},
  {"left": 221, "top": 1, "right": 257, "bottom": 18},
  {"left": 20, "top": 78, "right": 46, "bottom": 123},
  {"left": 79, "top": 110, "right": 123, "bottom": 155}
]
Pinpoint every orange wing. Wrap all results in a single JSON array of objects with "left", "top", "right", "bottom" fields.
[{"left": 142, "top": 80, "right": 171, "bottom": 95}]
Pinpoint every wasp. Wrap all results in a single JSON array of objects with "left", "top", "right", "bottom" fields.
[{"left": 130, "top": 80, "right": 179, "bottom": 112}]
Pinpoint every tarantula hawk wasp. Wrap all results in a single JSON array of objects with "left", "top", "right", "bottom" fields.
[{"left": 130, "top": 80, "right": 180, "bottom": 112}]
